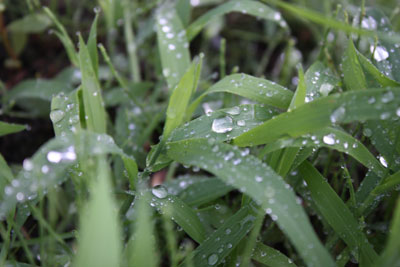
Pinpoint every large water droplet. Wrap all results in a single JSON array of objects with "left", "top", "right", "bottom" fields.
[
  {"left": 323, "top": 134, "right": 335, "bottom": 145},
  {"left": 330, "top": 106, "right": 345, "bottom": 124},
  {"left": 152, "top": 185, "right": 168, "bottom": 199},
  {"left": 212, "top": 116, "right": 233, "bottom": 133},
  {"left": 370, "top": 45, "right": 389, "bottom": 62},
  {"left": 379, "top": 156, "right": 388, "bottom": 168},
  {"left": 47, "top": 151, "right": 62, "bottom": 163},
  {"left": 50, "top": 110, "right": 65, "bottom": 123},
  {"left": 225, "top": 106, "right": 240, "bottom": 115},
  {"left": 319, "top": 83, "right": 333, "bottom": 96},
  {"left": 207, "top": 254, "right": 218, "bottom": 265},
  {"left": 381, "top": 91, "right": 394, "bottom": 103}
]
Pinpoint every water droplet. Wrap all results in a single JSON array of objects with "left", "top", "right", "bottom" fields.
[
  {"left": 330, "top": 106, "right": 346, "bottom": 124},
  {"left": 237, "top": 120, "right": 245, "bottom": 126},
  {"left": 208, "top": 254, "right": 218, "bottom": 265},
  {"left": 381, "top": 91, "right": 394, "bottom": 103},
  {"left": 225, "top": 228, "right": 231, "bottom": 235},
  {"left": 152, "top": 185, "right": 168, "bottom": 199},
  {"left": 162, "top": 26, "right": 171, "bottom": 33},
  {"left": 379, "top": 156, "right": 388, "bottom": 168},
  {"left": 396, "top": 108, "right": 400, "bottom": 117},
  {"left": 363, "top": 128, "right": 372, "bottom": 137},
  {"left": 41, "top": 165, "right": 49, "bottom": 174},
  {"left": 50, "top": 110, "right": 65, "bottom": 123},
  {"left": 47, "top": 151, "right": 62, "bottom": 163},
  {"left": 380, "top": 112, "right": 390, "bottom": 120},
  {"left": 23, "top": 159, "right": 33, "bottom": 171},
  {"left": 168, "top": 44, "right": 176, "bottom": 50},
  {"left": 212, "top": 116, "right": 233, "bottom": 133},
  {"left": 370, "top": 45, "right": 389, "bottom": 62},
  {"left": 93, "top": 6, "right": 101, "bottom": 13},
  {"left": 319, "top": 83, "right": 333, "bottom": 96},
  {"left": 225, "top": 106, "right": 240, "bottom": 115},
  {"left": 16, "top": 192, "right": 25, "bottom": 202},
  {"left": 323, "top": 134, "right": 335, "bottom": 145},
  {"left": 255, "top": 176, "right": 263, "bottom": 183},
  {"left": 274, "top": 12, "right": 281, "bottom": 20}
]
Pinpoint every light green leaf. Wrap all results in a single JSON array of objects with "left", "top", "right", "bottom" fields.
[
  {"left": 304, "top": 61, "right": 340, "bottom": 101},
  {"left": 126, "top": 192, "right": 158, "bottom": 267},
  {"left": 0, "top": 122, "right": 26, "bottom": 137},
  {"left": 167, "top": 139, "right": 335, "bottom": 267},
  {"left": 87, "top": 14, "right": 100, "bottom": 79},
  {"left": 0, "top": 131, "right": 137, "bottom": 220},
  {"left": 186, "top": 0, "right": 288, "bottom": 41},
  {"left": 342, "top": 39, "right": 367, "bottom": 91},
  {"left": 8, "top": 13, "right": 52, "bottom": 33},
  {"left": 156, "top": 4, "right": 191, "bottom": 89},
  {"left": 234, "top": 88, "right": 400, "bottom": 146},
  {"left": 164, "top": 57, "right": 202, "bottom": 138},
  {"left": 50, "top": 89, "right": 82, "bottom": 136},
  {"left": 43, "top": 7, "right": 78, "bottom": 65},
  {"left": 78, "top": 35, "right": 107, "bottom": 133},
  {"left": 189, "top": 74, "right": 293, "bottom": 112},
  {"left": 73, "top": 157, "right": 122, "bottom": 267}
]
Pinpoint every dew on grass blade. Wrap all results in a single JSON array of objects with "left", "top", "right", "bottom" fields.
[
  {"left": 330, "top": 106, "right": 345, "bottom": 124},
  {"left": 50, "top": 109, "right": 65, "bottom": 123},
  {"left": 208, "top": 253, "right": 218, "bottom": 265},
  {"left": 212, "top": 116, "right": 233, "bottom": 133},
  {"left": 152, "top": 185, "right": 168, "bottom": 199}
]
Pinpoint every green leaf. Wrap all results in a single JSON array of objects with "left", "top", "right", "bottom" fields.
[
  {"left": 357, "top": 51, "right": 400, "bottom": 88},
  {"left": 0, "top": 121, "right": 25, "bottom": 137},
  {"left": 298, "top": 161, "right": 378, "bottom": 265},
  {"left": 304, "top": 61, "right": 340, "bottom": 101},
  {"left": 186, "top": 0, "right": 288, "bottom": 41},
  {"left": 164, "top": 57, "right": 202, "bottom": 138},
  {"left": 50, "top": 90, "right": 82, "bottom": 136},
  {"left": 43, "top": 7, "right": 78, "bottom": 66},
  {"left": 167, "top": 139, "right": 335, "bottom": 267},
  {"left": 342, "top": 39, "right": 367, "bottom": 91},
  {"left": 189, "top": 74, "right": 293, "bottom": 112},
  {"left": 126, "top": 192, "right": 158, "bottom": 267},
  {"left": 0, "top": 154, "right": 14, "bottom": 199},
  {"left": 181, "top": 205, "right": 257, "bottom": 267},
  {"left": 87, "top": 13, "right": 100, "bottom": 79},
  {"left": 374, "top": 197, "right": 400, "bottom": 267},
  {"left": 7, "top": 13, "right": 52, "bottom": 33},
  {"left": 78, "top": 35, "right": 107, "bottom": 133},
  {"left": 142, "top": 187, "right": 206, "bottom": 243},
  {"left": 260, "top": 127, "right": 386, "bottom": 176},
  {"left": 7, "top": 79, "right": 73, "bottom": 102},
  {"left": 0, "top": 131, "right": 137, "bottom": 220},
  {"left": 156, "top": 4, "right": 191, "bottom": 89},
  {"left": 178, "top": 178, "right": 233, "bottom": 206},
  {"left": 252, "top": 243, "right": 296, "bottom": 267},
  {"left": 234, "top": 88, "right": 400, "bottom": 146},
  {"left": 73, "top": 157, "right": 122, "bottom": 267}
]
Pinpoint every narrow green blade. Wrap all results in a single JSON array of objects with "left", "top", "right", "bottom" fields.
[
  {"left": 0, "top": 121, "right": 25, "bottom": 137},
  {"left": 167, "top": 139, "right": 335, "bottom": 267}
]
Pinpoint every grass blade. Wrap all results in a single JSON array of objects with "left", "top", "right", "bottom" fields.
[
  {"left": 167, "top": 138, "right": 335, "bottom": 267},
  {"left": 374, "top": 197, "right": 400, "bottom": 267},
  {"left": 252, "top": 243, "right": 296, "bottom": 267},
  {"left": 142, "top": 188, "right": 206, "bottom": 243},
  {"left": 234, "top": 88, "right": 400, "bottom": 146},
  {"left": 50, "top": 90, "right": 81, "bottom": 136},
  {"left": 0, "top": 121, "right": 25, "bottom": 137},
  {"left": 0, "top": 131, "right": 137, "bottom": 220},
  {"left": 298, "top": 161, "right": 378, "bottom": 265},
  {"left": 43, "top": 7, "right": 78, "bottom": 66},
  {"left": 186, "top": 0, "right": 287, "bottom": 41},
  {"left": 156, "top": 4, "right": 191, "bottom": 89},
  {"left": 164, "top": 57, "right": 202, "bottom": 138},
  {"left": 73, "top": 157, "right": 122, "bottom": 267},
  {"left": 78, "top": 35, "right": 107, "bottom": 133},
  {"left": 181, "top": 205, "right": 257, "bottom": 267},
  {"left": 260, "top": 127, "right": 386, "bottom": 176},
  {"left": 87, "top": 13, "right": 99, "bottom": 79},
  {"left": 342, "top": 39, "right": 367, "bottom": 91},
  {"left": 126, "top": 192, "right": 158, "bottom": 267},
  {"left": 189, "top": 74, "right": 293, "bottom": 112}
]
